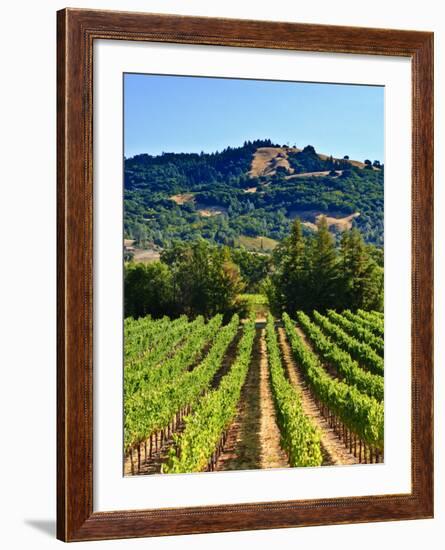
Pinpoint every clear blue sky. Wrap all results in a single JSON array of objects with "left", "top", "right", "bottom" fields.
[{"left": 124, "top": 73, "right": 384, "bottom": 163}]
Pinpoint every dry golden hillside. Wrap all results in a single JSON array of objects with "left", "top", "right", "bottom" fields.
[{"left": 249, "top": 146, "right": 367, "bottom": 178}]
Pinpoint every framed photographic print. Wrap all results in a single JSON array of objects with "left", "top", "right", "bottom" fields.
[{"left": 57, "top": 8, "right": 434, "bottom": 542}]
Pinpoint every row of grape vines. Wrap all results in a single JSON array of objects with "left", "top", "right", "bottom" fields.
[
  {"left": 297, "top": 311, "right": 384, "bottom": 401},
  {"left": 124, "top": 308, "right": 384, "bottom": 474},
  {"left": 124, "top": 314, "right": 239, "bottom": 467},
  {"left": 265, "top": 315, "right": 323, "bottom": 467},
  {"left": 311, "top": 311, "right": 384, "bottom": 376},
  {"left": 326, "top": 310, "right": 384, "bottom": 355},
  {"left": 343, "top": 310, "right": 384, "bottom": 338},
  {"left": 124, "top": 315, "right": 186, "bottom": 362},
  {"left": 283, "top": 313, "right": 384, "bottom": 462},
  {"left": 124, "top": 314, "right": 218, "bottom": 397},
  {"left": 163, "top": 317, "right": 256, "bottom": 473}
]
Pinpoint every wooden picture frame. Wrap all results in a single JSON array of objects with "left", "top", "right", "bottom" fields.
[{"left": 57, "top": 8, "right": 434, "bottom": 542}]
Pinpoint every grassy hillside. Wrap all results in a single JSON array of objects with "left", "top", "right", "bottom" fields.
[
  {"left": 235, "top": 235, "right": 278, "bottom": 252},
  {"left": 124, "top": 140, "right": 383, "bottom": 250}
]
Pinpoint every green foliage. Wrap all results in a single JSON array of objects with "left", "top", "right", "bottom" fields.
[
  {"left": 163, "top": 317, "right": 256, "bottom": 473},
  {"left": 165, "top": 240, "right": 245, "bottom": 319},
  {"left": 124, "top": 314, "right": 239, "bottom": 452},
  {"left": 125, "top": 315, "right": 217, "bottom": 398},
  {"left": 265, "top": 315, "right": 323, "bottom": 466},
  {"left": 124, "top": 262, "right": 173, "bottom": 319},
  {"left": 343, "top": 310, "right": 384, "bottom": 338},
  {"left": 326, "top": 310, "right": 384, "bottom": 355},
  {"left": 125, "top": 240, "right": 246, "bottom": 320},
  {"left": 268, "top": 219, "right": 383, "bottom": 314},
  {"left": 300, "top": 311, "right": 384, "bottom": 399},
  {"left": 125, "top": 219, "right": 384, "bottom": 320},
  {"left": 230, "top": 248, "right": 271, "bottom": 292},
  {"left": 124, "top": 141, "right": 384, "bottom": 247},
  {"left": 307, "top": 217, "right": 340, "bottom": 310},
  {"left": 124, "top": 315, "right": 172, "bottom": 361},
  {"left": 339, "top": 229, "right": 384, "bottom": 311},
  {"left": 240, "top": 293, "right": 269, "bottom": 318},
  {"left": 267, "top": 218, "right": 309, "bottom": 313},
  {"left": 358, "top": 309, "right": 385, "bottom": 327},
  {"left": 287, "top": 145, "right": 351, "bottom": 174},
  {"left": 283, "top": 313, "right": 384, "bottom": 449},
  {"left": 311, "top": 311, "right": 384, "bottom": 376}
]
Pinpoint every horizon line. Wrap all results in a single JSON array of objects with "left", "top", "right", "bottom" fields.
[{"left": 124, "top": 140, "right": 382, "bottom": 164}]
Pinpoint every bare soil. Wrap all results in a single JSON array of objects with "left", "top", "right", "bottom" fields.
[
  {"left": 215, "top": 327, "right": 289, "bottom": 471},
  {"left": 249, "top": 147, "right": 299, "bottom": 178},
  {"left": 124, "top": 420, "right": 187, "bottom": 476},
  {"left": 214, "top": 328, "right": 263, "bottom": 471},
  {"left": 285, "top": 170, "right": 333, "bottom": 179},
  {"left": 277, "top": 327, "right": 358, "bottom": 466},
  {"left": 169, "top": 193, "right": 195, "bottom": 205},
  {"left": 209, "top": 329, "right": 243, "bottom": 390},
  {"left": 125, "top": 321, "right": 360, "bottom": 477},
  {"left": 292, "top": 212, "right": 361, "bottom": 233},
  {"left": 197, "top": 206, "right": 227, "bottom": 217},
  {"left": 132, "top": 248, "right": 161, "bottom": 263},
  {"left": 258, "top": 329, "right": 289, "bottom": 469}
]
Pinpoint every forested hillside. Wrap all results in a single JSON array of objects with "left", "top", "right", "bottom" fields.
[{"left": 124, "top": 140, "right": 384, "bottom": 248}]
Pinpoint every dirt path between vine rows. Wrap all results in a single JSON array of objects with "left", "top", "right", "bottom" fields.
[
  {"left": 277, "top": 326, "right": 358, "bottom": 466},
  {"left": 258, "top": 328, "right": 289, "bottom": 469},
  {"left": 215, "top": 327, "right": 289, "bottom": 472}
]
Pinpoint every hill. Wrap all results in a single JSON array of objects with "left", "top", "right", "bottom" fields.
[
  {"left": 249, "top": 146, "right": 370, "bottom": 178},
  {"left": 124, "top": 140, "right": 383, "bottom": 250}
]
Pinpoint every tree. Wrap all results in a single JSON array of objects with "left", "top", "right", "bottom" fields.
[
  {"left": 267, "top": 219, "right": 312, "bottom": 314},
  {"left": 166, "top": 240, "right": 245, "bottom": 320},
  {"left": 275, "top": 165, "right": 288, "bottom": 176},
  {"left": 284, "top": 222, "right": 382, "bottom": 313},
  {"left": 125, "top": 240, "right": 247, "bottom": 320},
  {"left": 339, "top": 229, "right": 383, "bottom": 311},
  {"left": 340, "top": 168, "right": 353, "bottom": 179},
  {"left": 231, "top": 248, "right": 271, "bottom": 292},
  {"left": 124, "top": 262, "right": 174, "bottom": 318},
  {"left": 124, "top": 141, "right": 384, "bottom": 248},
  {"left": 306, "top": 216, "right": 340, "bottom": 311}
]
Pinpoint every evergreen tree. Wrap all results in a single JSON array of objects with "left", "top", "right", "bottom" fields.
[
  {"left": 339, "top": 228, "right": 383, "bottom": 311},
  {"left": 306, "top": 216, "right": 340, "bottom": 311},
  {"left": 268, "top": 219, "right": 310, "bottom": 314}
]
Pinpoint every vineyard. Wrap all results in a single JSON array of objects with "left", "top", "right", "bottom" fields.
[{"left": 124, "top": 309, "right": 384, "bottom": 475}]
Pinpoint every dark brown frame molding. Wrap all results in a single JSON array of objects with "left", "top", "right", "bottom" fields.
[{"left": 57, "top": 8, "right": 434, "bottom": 542}]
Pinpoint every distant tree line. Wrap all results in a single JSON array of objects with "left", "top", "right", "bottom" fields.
[{"left": 124, "top": 219, "right": 383, "bottom": 320}]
